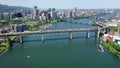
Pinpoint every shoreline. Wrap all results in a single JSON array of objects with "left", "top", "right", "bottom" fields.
[
  {"left": 102, "top": 41, "right": 120, "bottom": 58},
  {"left": 100, "top": 34, "right": 120, "bottom": 58},
  {"left": 0, "top": 36, "right": 13, "bottom": 57},
  {"left": 0, "top": 49, "right": 8, "bottom": 57}
]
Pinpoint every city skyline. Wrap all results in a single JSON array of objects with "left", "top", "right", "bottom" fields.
[{"left": 0, "top": 0, "right": 120, "bottom": 9}]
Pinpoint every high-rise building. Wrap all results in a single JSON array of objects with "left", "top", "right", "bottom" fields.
[
  {"left": 72, "top": 7, "right": 77, "bottom": 17},
  {"left": 9, "top": 12, "right": 13, "bottom": 20},
  {"left": 51, "top": 12, "right": 57, "bottom": 19},
  {"left": 50, "top": 8, "right": 57, "bottom": 19},
  {"left": 61, "top": 11, "right": 66, "bottom": 18},
  {"left": 33, "top": 6, "right": 39, "bottom": 19},
  {"left": 48, "top": 8, "right": 51, "bottom": 12},
  {"left": 46, "top": 12, "right": 51, "bottom": 20},
  {"left": 0, "top": 13, "right": 2, "bottom": 19},
  {"left": 57, "top": 11, "right": 65, "bottom": 18},
  {"left": 0, "top": 13, "right": 4, "bottom": 19},
  {"left": 21, "top": 10, "right": 26, "bottom": 17},
  {"left": 67, "top": 10, "right": 72, "bottom": 18},
  {"left": 52, "top": 8, "right": 55, "bottom": 12},
  {"left": 40, "top": 11, "right": 47, "bottom": 20}
]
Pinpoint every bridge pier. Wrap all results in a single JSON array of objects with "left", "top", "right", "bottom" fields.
[
  {"left": 20, "top": 35, "right": 23, "bottom": 43},
  {"left": 103, "top": 28, "right": 106, "bottom": 34},
  {"left": 5, "top": 35, "right": 7, "bottom": 42},
  {"left": 95, "top": 30, "right": 100, "bottom": 38},
  {"left": 107, "top": 27, "right": 110, "bottom": 33},
  {"left": 118, "top": 27, "right": 120, "bottom": 33},
  {"left": 41, "top": 34, "right": 44, "bottom": 43},
  {"left": 69, "top": 32, "right": 72, "bottom": 40},
  {"left": 86, "top": 32, "right": 90, "bottom": 38}
]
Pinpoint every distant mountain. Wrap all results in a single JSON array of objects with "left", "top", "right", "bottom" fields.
[{"left": 0, "top": 4, "right": 32, "bottom": 12}]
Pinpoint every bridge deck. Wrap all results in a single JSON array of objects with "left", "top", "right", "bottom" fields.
[{"left": 0, "top": 28, "right": 98, "bottom": 37}]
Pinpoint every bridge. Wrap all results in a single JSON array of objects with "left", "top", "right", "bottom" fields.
[
  {"left": 0, "top": 28, "right": 101, "bottom": 43},
  {"left": 66, "top": 20, "right": 93, "bottom": 25},
  {"left": 95, "top": 22, "right": 106, "bottom": 27},
  {"left": 95, "top": 22, "right": 110, "bottom": 32}
]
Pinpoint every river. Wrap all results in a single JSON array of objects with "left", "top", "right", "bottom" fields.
[{"left": 0, "top": 15, "right": 120, "bottom": 68}]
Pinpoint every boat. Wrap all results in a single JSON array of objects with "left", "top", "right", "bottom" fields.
[
  {"left": 27, "top": 55, "right": 30, "bottom": 58},
  {"left": 97, "top": 44, "right": 104, "bottom": 52}
]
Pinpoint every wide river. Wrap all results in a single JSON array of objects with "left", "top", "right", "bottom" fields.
[{"left": 0, "top": 15, "right": 120, "bottom": 68}]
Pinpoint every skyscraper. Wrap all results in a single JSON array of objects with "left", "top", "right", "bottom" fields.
[
  {"left": 48, "top": 8, "right": 51, "bottom": 12},
  {"left": 52, "top": 8, "right": 55, "bottom": 12},
  {"left": 0, "top": 13, "right": 2, "bottom": 19},
  {"left": 33, "top": 6, "right": 39, "bottom": 19},
  {"left": 46, "top": 12, "right": 51, "bottom": 20},
  {"left": 72, "top": 7, "right": 77, "bottom": 17},
  {"left": 50, "top": 8, "right": 57, "bottom": 19},
  {"left": 67, "top": 10, "right": 72, "bottom": 18}
]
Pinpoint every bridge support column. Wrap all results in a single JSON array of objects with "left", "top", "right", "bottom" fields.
[
  {"left": 41, "top": 34, "right": 44, "bottom": 43},
  {"left": 107, "top": 27, "right": 110, "bottom": 33},
  {"left": 69, "top": 32, "right": 72, "bottom": 40},
  {"left": 86, "top": 32, "right": 90, "bottom": 38},
  {"left": 104, "top": 28, "right": 106, "bottom": 34},
  {"left": 98, "top": 30, "right": 100, "bottom": 38},
  {"left": 95, "top": 30, "right": 100, "bottom": 38},
  {"left": 118, "top": 27, "right": 120, "bottom": 33},
  {"left": 20, "top": 35, "right": 23, "bottom": 43},
  {"left": 5, "top": 35, "right": 8, "bottom": 43},
  {"left": 4, "top": 35, "right": 7, "bottom": 42}
]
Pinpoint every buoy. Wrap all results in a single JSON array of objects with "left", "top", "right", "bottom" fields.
[{"left": 27, "top": 55, "right": 30, "bottom": 58}]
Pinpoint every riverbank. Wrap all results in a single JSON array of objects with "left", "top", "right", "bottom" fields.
[
  {"left": 0, "top": 36, "right": 19, "bottom": 56},
  {"left": 0, "top": 47, "right": 9, "bottom": 57},
  {"left": 0, "top": 42, "right": 10, "bottom": 56},
  {"left": 102, "top": 41, "right": 120, "bottom": 58},
  {"left": 10, "top": 36, "right": 20, "bottom": 42},
  {"left": 99, "top": 25, "right": 120, "bottom": 58}
]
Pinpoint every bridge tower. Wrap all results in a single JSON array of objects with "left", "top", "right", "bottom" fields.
[
  {"left": 69, "top": 32, "right": 73, "bottom": 40},
  {"left": 86, "top": 32, "right": 90, "bottom": 38},
  {"left": 20, "top": 34, "right": 23, "bottom": 43}
]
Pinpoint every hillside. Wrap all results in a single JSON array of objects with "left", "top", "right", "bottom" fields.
[{"left": 0, "top": 4, "right": 32, "bottom": 12}]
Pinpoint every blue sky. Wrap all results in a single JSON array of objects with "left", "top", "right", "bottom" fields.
[{"left": 0, "top": 0, "right": 120, "bottom": 9}]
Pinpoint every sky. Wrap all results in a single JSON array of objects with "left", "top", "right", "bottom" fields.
[{"left": 0, "top": 0, "right": 120, "bottom": 9}]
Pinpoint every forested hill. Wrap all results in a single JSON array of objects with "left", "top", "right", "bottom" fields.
[{"left": 0, "top": 4, "right": 32, "bottom": 12}]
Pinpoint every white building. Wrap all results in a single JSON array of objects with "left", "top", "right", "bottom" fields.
[{"left": 103, "top": 34, "right": 120, "bottom": 45}]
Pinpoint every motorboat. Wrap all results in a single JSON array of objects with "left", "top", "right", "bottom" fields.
[{"left": 97, "top": 44, "right": 104, "bottom": 52}]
